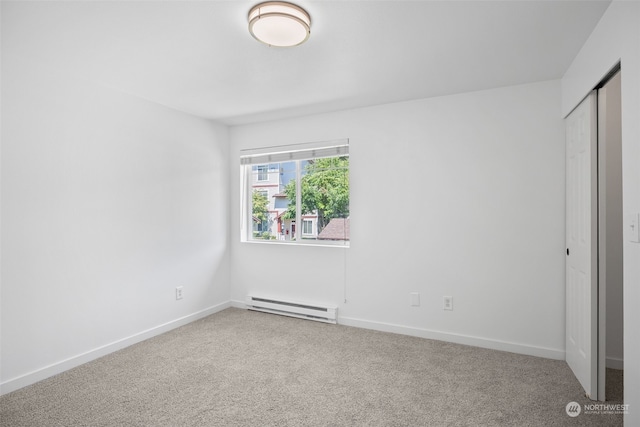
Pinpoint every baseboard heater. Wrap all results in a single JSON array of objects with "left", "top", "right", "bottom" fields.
[{"left": 245, "top": 295, "right": 337, "bottom": 324}]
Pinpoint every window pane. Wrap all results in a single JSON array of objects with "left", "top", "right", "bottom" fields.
[
  {"left": 250, "top": 162, "right": 296, "bottom": 241},
  {"left": 299, "top": 156, "right": 349, "bottom": 242},
  {"left": 245, "top": 153, "right": 349, "bottom": 245},
  {"left": 310, "top": 156, "right": 349, "bottom": 242}
]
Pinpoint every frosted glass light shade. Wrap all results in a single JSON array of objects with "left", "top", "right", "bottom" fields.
[{"left": 248, "top": 2, "right": 311, "bottom": 47}]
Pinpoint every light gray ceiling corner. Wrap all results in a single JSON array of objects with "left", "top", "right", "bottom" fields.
[{"left": 2, "top": 0, "right": 612, "bottom": 125}]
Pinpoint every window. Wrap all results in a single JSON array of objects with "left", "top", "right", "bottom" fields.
[
  {"left": 241, "top": 139, "right": 349, "bottom": 246},
  {"left": 302, "top": 219, "right": 313, "bottom": 235},
  {"left": 256, "top": 165, "right": 268, "bottom": 181}
]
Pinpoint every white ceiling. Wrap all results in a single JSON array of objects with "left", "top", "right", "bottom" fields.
[{"left": 4, "top": 0, "right": 611, "bottom": 125}]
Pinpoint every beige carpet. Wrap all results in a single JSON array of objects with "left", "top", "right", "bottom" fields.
[{"left": 0, "top": 308, "right": 623, "bottom": 426}]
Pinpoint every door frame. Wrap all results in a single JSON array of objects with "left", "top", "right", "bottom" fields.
[{"left": 596, "top": 66, "right": 623, "bottom": 401}]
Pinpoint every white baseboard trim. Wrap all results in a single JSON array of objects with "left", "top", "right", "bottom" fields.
[
  {"left": 233, "top": 302, "right": 565, "bottom": 360},
  {"left": 230, "top": 299, "right": 245, "bottom": 309},
  {"left": 338, "top": 315, "right": 566, "bottom": 361},
  {"left": 0, "top": 301, "right": 230, "bottom": 396},
  {"left": 606, "top": 357, "right": 624, "bottom": 370}
]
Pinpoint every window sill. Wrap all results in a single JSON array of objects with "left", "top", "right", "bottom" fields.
[{"left": 241, "top": 239, "right": 349, "bottom": 249}]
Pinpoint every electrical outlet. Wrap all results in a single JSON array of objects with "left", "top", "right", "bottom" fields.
[
  {"left": 443, "top": 296, "right": 453, "bottom": 311},
  {"left": 176, "top": 286, "right": 183, "bottom": 300}
]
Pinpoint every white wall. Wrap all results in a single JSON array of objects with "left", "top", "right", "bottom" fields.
[
  {"left": 1, "top": 34, "right": 231, "bottom": 392},
  {"left": 562, "top": 1, "right": 640, "bottom": 423},
  {"left": 230, "top": 80, "right": 566, "bottom": 359}
]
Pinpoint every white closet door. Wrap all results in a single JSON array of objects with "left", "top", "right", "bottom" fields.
[{"left": 565, "top": 91, "right": 598, "bottom": 399}]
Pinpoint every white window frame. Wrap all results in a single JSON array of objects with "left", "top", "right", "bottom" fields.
[
  {"left": 240, "top": 139, "right": 349, "bottom": 247},
  {"left": 302, "top": 219, "right": 313, "bottom": 235}
]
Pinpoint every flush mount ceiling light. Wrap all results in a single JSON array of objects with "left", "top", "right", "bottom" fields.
[{"left": 248, "top": 2, "right": 311, "bottom": 47}]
